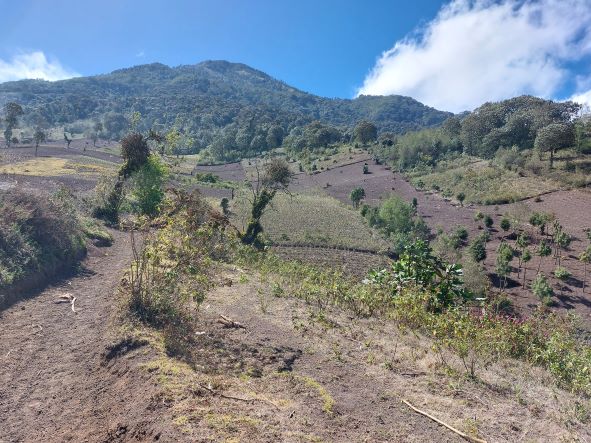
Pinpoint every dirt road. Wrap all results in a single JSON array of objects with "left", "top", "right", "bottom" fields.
[{"left": 0, "top": 231, "right": 170, "bottom": 443}]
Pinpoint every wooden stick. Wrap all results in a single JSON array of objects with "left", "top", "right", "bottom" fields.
[
  {"left": 217, "top": 314, "right": 246, "bottom": 329},
  {"left": 195, "top": 383, "right": 253, "bottom": 403},
  {"left": 402, "top": 398, "right": 487, "bottom": 443}
]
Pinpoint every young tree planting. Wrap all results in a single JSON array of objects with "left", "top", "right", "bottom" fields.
[{"left": 350, "top": 187, "right": 366, "bottom": 209}]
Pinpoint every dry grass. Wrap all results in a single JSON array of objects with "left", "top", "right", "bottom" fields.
[
  {"left": 411, "top": 161, "right": 560, "bottom": 204},
  {"left": 230, "top": 191, "right": 390, "bottom": 251},
  {"left": 0, "top": 157, "right": 117, "bottom": 177}
]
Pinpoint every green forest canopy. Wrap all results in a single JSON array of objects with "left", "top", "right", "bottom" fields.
[{"left": 0, "top": 60, "right": 451, "bottom": 160}]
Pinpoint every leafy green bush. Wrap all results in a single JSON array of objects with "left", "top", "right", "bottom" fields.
[
  {"left": 554, "top": 267, "right": 571, "bottom": 280},
  {"left": 366, "top": 195, "right": 430, "bottom": 253},
  {"left": 128, "top": 154, "right": 169, "bottom": 217},
  {"left": 469, "top": 233, "right": 487, "bottom": 262},
  {"left": 453, "top": 226, "right": 469, "bottom": 242},
  {"left": 194, "top": 172, "right": 219, "bottom": 183},
  {"left": 367, "top": 240, "right": 469, "bottom": 310},
  {"left": 91, "top": 172, "right": 123, "bottom": 223},
  {"left": 531, "top": 274, "right": 554, "bottom": 305}
]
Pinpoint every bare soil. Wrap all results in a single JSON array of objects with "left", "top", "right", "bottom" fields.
[
  {"left": 1, "top": 144, "right": 122, "bottom": 164},
  {"left": 0, "top": 231, "right": 178, "bottom": 443},
  {"left": 193, "top": 162, "right": 246, "bottom": 182}
]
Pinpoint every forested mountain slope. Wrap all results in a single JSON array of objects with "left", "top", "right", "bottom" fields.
[{"left": 0, "top": 60, "right": 450, "bottom": 146}]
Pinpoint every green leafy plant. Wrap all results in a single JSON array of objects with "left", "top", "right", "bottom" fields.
[
  {"left": 128, "top": 154, "right": 169, "bottom": 217},
  {"left": 350, "top": 187, "right": 366, "bottom": 209},
  {"left": 469, "top": 233, "right": 487, "bottom": 262},
  {"left": 368, "top": 239, "right": 469, "bottom": 310},
  {"left": 531, "top": 274, "right": 554, "bottom": 305}
]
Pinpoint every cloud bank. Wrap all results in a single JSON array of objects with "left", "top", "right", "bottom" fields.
[
  {"left": 357, "top": 0, "right": 591, "bottom": 112},
  {"left": 0, "top": 51, "right": 78, "bottom": 83}
]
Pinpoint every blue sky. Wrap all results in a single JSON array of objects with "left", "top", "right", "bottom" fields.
[{"left": 1, "top": 0, "right": 591, "bottom": 112}]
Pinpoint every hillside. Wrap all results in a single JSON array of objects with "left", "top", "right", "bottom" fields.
[{"left": 0, "top": 60, "right": 451, "bottom": 144}]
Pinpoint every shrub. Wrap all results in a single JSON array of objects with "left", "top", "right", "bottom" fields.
[
  {"left": 128, "top": 154, "right": 168, "bottom": 217},
  {"left": 469, "top": 234, "right": 487, "bottom": 262},
  {"left": 453, "top": 226, "right": 469, "bottom": 242},
  {"left": 120, "top": 132, "right": 150, "bottom": 177},
  {"left": 91, "top": 173, "right": 123, "bottom": 223},
  {"left": 500, "top": 217, "right": 511, "bottom": 233},
  {"left": 484, "top": 215, "right": 493, "bottom": 229},
  {"left": 367, "top": 239, "right": 469, "bottom": 310},
  {"left": 554, "top": 266, "right": 571, "bottom": 281},
  {"left": 220, "top": 197, "right": 230, "bottom": 215},
  {"left": 462, "top": 257, "right": 489, "bottom": 297},
  {"left": 127, "top": 190, "right": 237, "bottom": 327},
  {"left": 0, "top": 189, "right": 86, "bottom": 291},
  {"left": 350, "top": 187, "right": 366, "bottom": 209},
  {"left": 374, "top": 195, "right": 430, "bottom": 252},
  {"left": 531, "top": 274, "right": 554, "bottom": 305},
  {"left": 195, "top": 172, "right": 218, "bottom": 183}
]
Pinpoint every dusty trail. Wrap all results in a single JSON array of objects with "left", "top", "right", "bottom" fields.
[{"left": 0, "top": 231, "right": 168, "bottom": 443}]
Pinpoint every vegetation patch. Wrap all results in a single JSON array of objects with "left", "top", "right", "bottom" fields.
[
  {"left": 231, "top": 192, "right": 389, "bottom": 252},
  {"left": 410, "top": 161, "right": 560, "bottom": 204},
  {"left": 0, "top": 157, "right": 117, "bottom": 177},
  {"left": 0, "top": 189, "right": 86, "bottom": 299}
]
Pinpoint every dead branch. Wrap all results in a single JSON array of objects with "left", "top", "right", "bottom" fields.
[
  {"left": 401, "top": 398, "right": 487, "bottom": 443},
  {"left": 55, "top": 294, "right": 77, "bottom": 313},
  {"left": 195, "top": 382, "right": 253, "bottom": 403},
  {"left": 217, "top": 314, "right": 246, "bottom": 329}
]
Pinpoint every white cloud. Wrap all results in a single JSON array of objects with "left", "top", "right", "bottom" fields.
[
  {"left": 357, "top": 0, "right": 591, "bottom": 112},
  {"left": 136, "top": 50, "right": 145, "bottom": 58},
  {"left": 570, "top": 89, "right": 591, "bottom": 111},
  {"left": 0, "top": 51, "right": 78, "bottom": 83}
]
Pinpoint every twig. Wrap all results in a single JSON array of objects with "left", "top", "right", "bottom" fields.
[
  {"left": 55, "top": 294, "right": 77, "bottom": 313},
  {"left": 4, "top": 350, "right": 12, "bottom": 358},
  {"left": 399, "top": 372, "right": 427, "bottom": 377},
  {"left": 217, "top": 314, "right": 246, "bottom": 329},
  {"left": 401, "top": 398, "right": 487, "bottom": 443},
  {"left": 195, "top": 382, "right": 253, "bottom": 402}
]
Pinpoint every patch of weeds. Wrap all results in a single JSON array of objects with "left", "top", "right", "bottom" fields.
[
  {"left": 463, "top": 417, "right": 481, "bottom": 439},
  {"left": 81, "top": 218, "right": 113, "bottom": 246},
  {"left": 271, "top": 281, "right": 285, "bottom": 297},
  {"left": 205, "top": 412, "right": 261, "bottom": 433},
  {"left": 256, "top": 288, "right": 270, "bottom": 314},
  {"left": 331, "top": 343, "right": 344, "bottom": 362},
  {"left": 282, "top": 373, "right": 335, "bottom": 414}
]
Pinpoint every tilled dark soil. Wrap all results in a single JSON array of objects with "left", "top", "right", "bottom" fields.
[{"left": 0, "top": 231, "right": 177, "bottom": 443}]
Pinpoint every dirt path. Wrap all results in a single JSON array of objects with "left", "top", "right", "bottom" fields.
[{"left": 0, "top": 231, "right": 170, "bottom": 443}]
